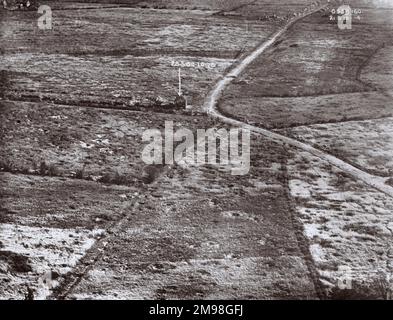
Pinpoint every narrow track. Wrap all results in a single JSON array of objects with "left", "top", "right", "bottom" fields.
[
  {"left": 10, "top": 1, "right": 391, "bottom": 300},
  {"left": 50, "top": 199, "right": 140, "bottom": 300},
  {"left": 204, "top": 3, "right": 393, "bottom": 199}
]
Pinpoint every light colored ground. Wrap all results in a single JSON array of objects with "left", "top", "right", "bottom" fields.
[
  {"left": 0, "top": 222, "right": 101, "bottom": 300},
  {"left": 0, "top": 171, "right": 138, "bottom": 300},
  {"left": 287, "top": 117, "right": 393, "bottom": 177},
  {"left": 0, "top": 134, "right": 320, "bottom": 299},
  {"left": 65, "top": 141, "right": 318, "bottom": 300},
  {"left": 287, "top": 149, "right": 393, "bottom": 297}
]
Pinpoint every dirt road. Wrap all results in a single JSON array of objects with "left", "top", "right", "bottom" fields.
[{"left": 203, "top": 2, "right": 393, "bottom": 199}]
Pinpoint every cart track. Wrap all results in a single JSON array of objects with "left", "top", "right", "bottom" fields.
[
  {"left": 49, "top": 199, "right": 140, "bottom": 300},
  {"left": 203, "top": 4, "right": 393, "bottom": 199},
  {"left": 203, "top": 0, "right": 393, "bottom": 299},
  {"left": 10, "top": 1, "right": 392, "bottom": 300}
]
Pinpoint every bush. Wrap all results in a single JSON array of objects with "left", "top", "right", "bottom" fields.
[
  {"left": 39, "top": 161, "right": 58, "bottom": 176},
  {"left": 141, "top": 164, "right": 164, "bottom": 184},
  {"left": 0, "top": 160, "right": 17, "bottom": 172},
  {"left": 174, "top": 94, "right": 186, "bottom": 109},
  {"left": 75, "top": 168, "right": 84, "bottom": 179},
  {"left": 98, "top": 171, "right": 129, "bottom": 185}
]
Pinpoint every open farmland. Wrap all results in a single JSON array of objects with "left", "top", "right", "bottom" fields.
[
  {"left": 0, "top": 100, "right": 320, "bottom": 299},
  {"left": 219, "top": 0, "right": 393, "bottom": 128},
  {"left": 0, "top": 1, "right": 279, "bottom": 108},
  {"left": 287, "top": 117, "right": 393, "bottom": 177},
  {"left": 214, "top": 0, "right": 393, "bottom": 298},
  {"left": 1, "top": 0, "right": 393, "bottom": 301},
  {"left": 287, "top": 148, "right": 393, "bottom": 299}
]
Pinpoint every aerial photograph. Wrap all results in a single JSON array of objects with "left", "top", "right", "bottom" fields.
[{"left": 0, "top": 0, "right": 392, "bottom": 302}]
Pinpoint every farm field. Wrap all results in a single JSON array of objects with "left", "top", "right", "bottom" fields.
[
  {"left": 63, "top": 151, "right": 317, "bottom": 300},
  {"left": 286, "top": 117, "right": 393, "bottom": 177},
  {"left": 1, "top": 0, "right": 393, "bottom": 300},
  {"left": 0, "top": 101, "right": 319, "bottom": 298},
  {"left": 0, "top": 2, "right": 277, "bottom": 108},
  {"left": 287, "top": 148, "right": 393, "bottom": 298},
  {"left": 0, "top": 99, "right": 216, "bottom": 183},
  {"left": 219, "top": 0, "right": 393, "bottom": 128},
  {"left": 215, "top": 0, "right": 393, "bottom": 298},
  {"left": 0, "top": 172, "right": 131, "bottom": 299}
]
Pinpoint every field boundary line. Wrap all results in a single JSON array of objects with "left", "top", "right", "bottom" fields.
[{"left": 49, "top": 199, "right": 139, "bottom": 300}]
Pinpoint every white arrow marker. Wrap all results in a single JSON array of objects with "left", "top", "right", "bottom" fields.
[{"left": 178, "top": 68, "right": 182, "bottom": 96}]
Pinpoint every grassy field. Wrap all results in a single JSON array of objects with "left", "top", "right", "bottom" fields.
[
  {"left": 134, "top": 0, "right": 319, "bottom": 18},
  {"left": 0, "top": 1, "right": 329, "bottom": 108},
  {"left": 0, "top": 171, "right": 141, "bottom": 299},
  {"left": 57, "top": 136, "right": 318, "bottom": 300},
  {"left": 1, "top": 0, "right": 392, "bottom": 300},
  {"left": 212, "top": 0, "right": 393, "bottom": 298},
  {"left": 219, "top": 1, "right": 393, "bottom": 128},
  {"left": 287, "top": 148, "right": 393, "bottom": 298},
  {"left": 0, "top": 2, "right": 279, "bottom": 108},
  {"left": 0, "top": 100, "right": 219, "bottom": 184},
  {"left": 215, "top": 0, "right": 393, "bottom": 185},
  {"left": 0, "top": 100, "right": 320, "bottom": 298},
  {"left": 286, "top": 117, "right": 393, "bottom": 177}
]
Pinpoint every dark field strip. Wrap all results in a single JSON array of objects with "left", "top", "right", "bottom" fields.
[
  {"left": 276, "top": 114, "right": 393, "bottom": 130},
  {"left": 0, "top": 42, "right": 249, "bottom": 59},
  {"left": 217, "top": 96, "right": 393, "bottom": 129},
  {"left": 50, "top": 5, "right": 132, "bottom": 11},
  {"left": 51, "top": 0, "right": 144, "bottom": 6},
  {"left": 2, "top": 95, "right": 184, "bottom": 114},
  {"left": 213, "top": 0, "right": 257, "bottom": 16},
  {"left": 68, "top": 49, "right": 241, "bottom": 59}
]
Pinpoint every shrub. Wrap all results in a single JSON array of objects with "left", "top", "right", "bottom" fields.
[
  {"left": 98, "top": 171, "right": 129, "bottom": 186},
  {"left": 39, "top": 161, "right": 58, "bottom": 176}
]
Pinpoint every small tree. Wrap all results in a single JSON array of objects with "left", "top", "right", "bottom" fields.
[{"left": 174, "top": 94, "right": 186, "bottom": 109}]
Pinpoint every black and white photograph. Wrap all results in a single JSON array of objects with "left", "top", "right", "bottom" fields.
[{"left": 0, "top": 0, "right": 392, "bottom": 302}]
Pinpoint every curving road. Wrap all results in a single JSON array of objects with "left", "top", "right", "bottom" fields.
[{"left": 204, "top": 3, "right": 393, "bottom": 198}]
